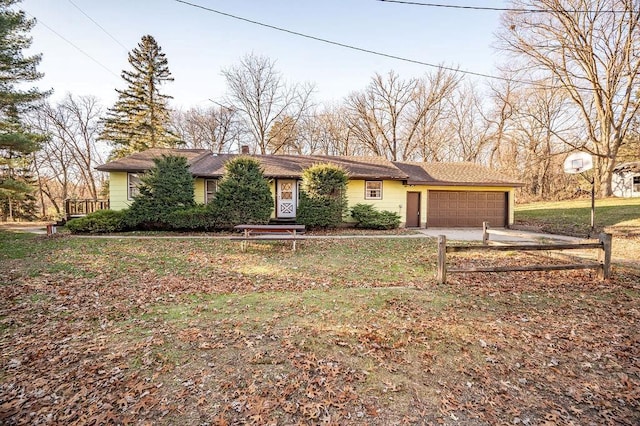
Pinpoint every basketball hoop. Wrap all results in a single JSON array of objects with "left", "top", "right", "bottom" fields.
[{"left": 564, "top": 152, "right": 593, "bottom": 174}]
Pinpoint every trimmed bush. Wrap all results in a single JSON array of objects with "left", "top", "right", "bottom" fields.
[
  {"left": 125, "top": 155, "right": 195, "bottom": 229},
  {"left": 297, "top": 164, "right": 348, "bottom": 229},
  {"left": 297, "top": 191, "right": 346, "bottom": 229},
  {"left": 67, "top": 209, "right": 127, "bottom": 234},
  {"left": 211, "top": 157, "right": 273, "bottom": 229},
  {"left": 166, "top": 204, "right": 217, "bottom": 230},
  {"left": 351, "top": 203, "right": 401, "bottom": 230}
]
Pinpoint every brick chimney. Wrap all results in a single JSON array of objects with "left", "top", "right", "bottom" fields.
[{"left": 240, "top": 145, "right": 250, "bottom": 155}]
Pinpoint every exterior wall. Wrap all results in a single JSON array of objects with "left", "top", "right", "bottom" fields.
[
  {"left": 612, "top": 172, "right": 640, "bottom": 198},
  {"left": 111, "top": 173, "right": 210, "bottom": 210},
  {"left": 269, "top": 180, "right": 276, "bottom": 218},
  {"left": 109, "top": 171, "right": 132, "bottom": 211},
  {"left": 194, "top": 178, "right": 206, "bottom": 204},
  {"left": 108, "top": 172, "right": 517, "bottom": 226},
  {"left": 345, "top": 180, "right": 407, "bottom": 223}
]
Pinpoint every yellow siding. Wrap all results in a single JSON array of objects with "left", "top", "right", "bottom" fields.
[
  {"left": 194, "top": 178, "right": 205, "bottom": 204},
  {"left": 109, "top": 172, "right": 516, "bottom": 226},
  {"left": 345, "top": 180, "right": 407, "bottom": 223},
  {"left": 269, "top": 181, "right": 276, "bottom": 218},
  {"left": 109, "top": 171, "right": 131, "bottom": 211}
]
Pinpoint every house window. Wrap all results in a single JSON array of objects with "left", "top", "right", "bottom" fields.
[
  {"left": 128, "top": 173, "right": 141, "bottom": 200},
  {"left": 365, "top": 181, "right": 383, "bottom": 200},
  {"left": 633, "top": 175, "right": 640, "bottom": 193},
  {"left": 205, "top": 179, "right": 218, "bottom": 203}
]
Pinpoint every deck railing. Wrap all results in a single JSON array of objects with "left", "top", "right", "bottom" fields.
[{"left": 64, "top": 199, "right": 110, "bottom": 220}]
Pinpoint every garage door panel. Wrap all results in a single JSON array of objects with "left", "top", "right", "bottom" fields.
[{"left": 427, "top": 190, "right": 506, "bottom": 227}]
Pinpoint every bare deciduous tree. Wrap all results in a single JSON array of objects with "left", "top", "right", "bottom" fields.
[
  {"left": 444, "top": 83, "right": 494, "bottom": 162},
  {"left": 171, "top": 105, "right": 242, "bottom": 153},
  {"left": 346, "top": 69, "right": 459, "bottom": 161},
  {"left": 222, "top": 53, "right": 314, "bottom": 154},
  {"left": 414, "top": 69, "right": 461, "bottom": 161},
  {"left": 28, "top": 95, "right": 107, "bottom": 216},
  {"left": 298, "top": 105, "right": 362, "bottom": 156},
  {"left": 497, "top": 0, "right": 640, "bottom": 196},
  {"left": 346, "top": 71, "right": 420, "bottom": 161}
]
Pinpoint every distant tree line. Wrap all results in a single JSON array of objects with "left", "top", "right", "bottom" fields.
[{"left": 2, "top": 0, "right": 639, "bottom": 221}]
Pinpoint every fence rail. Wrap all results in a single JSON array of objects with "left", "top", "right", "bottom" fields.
[{"left": 436, "top": 231, "right": 612, "bottom": 284}]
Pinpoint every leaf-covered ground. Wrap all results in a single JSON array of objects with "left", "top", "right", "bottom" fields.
[{"left": 1, "top": 232, "right": 639, "bottom": 425}]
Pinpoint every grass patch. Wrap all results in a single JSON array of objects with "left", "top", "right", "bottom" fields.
[
  {"left": 515, "top": 197, "right": 640, "bottom": 261},
  {"left": 1, "top": 229, "right": 639, "bottom": 424},
  {"left": 515, "top": 197, "right": 640, "bottom": 236}
]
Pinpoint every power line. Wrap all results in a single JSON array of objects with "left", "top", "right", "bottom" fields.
[
  {"left": 67, "top": 0, "right": 129, "bottom": 52},
  {"left": 375, "top": 0, "right": 627, "bottom": 13},
  {"left": 173, "top": 1, "right": 501, "bottom": 82},
  {"left": 26, "top": 12, "right": 120, "bottom": 79},
  {"left": 172, "top": 0, "right": 588, "bottom": 91}
]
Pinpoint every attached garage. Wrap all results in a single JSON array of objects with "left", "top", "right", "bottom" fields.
[{"left": 427, "top": 190, "right": 507, "bottom": 227}]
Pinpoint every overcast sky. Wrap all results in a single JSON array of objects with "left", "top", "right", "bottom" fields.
[{"left": 22, "top": 0, "right": 510, "bottom": 109}]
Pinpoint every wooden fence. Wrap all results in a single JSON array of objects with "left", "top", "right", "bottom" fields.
[{"left": 436, "top": 230, "right": 612, "bottom": 284}]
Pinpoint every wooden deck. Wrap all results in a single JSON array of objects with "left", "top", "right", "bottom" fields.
[{"left": 64, "top": 199, "right": 110, "bottom": 221}]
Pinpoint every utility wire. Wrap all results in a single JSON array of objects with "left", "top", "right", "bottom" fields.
[
  {"left": 375, "top": 0, "right": 626, "bottom": 13},
  {"left": 26, "top": 12, "right": 120, "bottom": 79},
  {"left": 173, "top": 1, "right": 507, "bottom": 82},
  {"left": 172, "top": 0, "right": 591, "bottom": 91},
  {"left": 67, "top": 0, "right": 129, "bottom": 52}
]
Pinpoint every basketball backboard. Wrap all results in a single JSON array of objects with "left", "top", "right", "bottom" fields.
[{"left": 564, "top": 152, "right": 593, "bottom": 174}]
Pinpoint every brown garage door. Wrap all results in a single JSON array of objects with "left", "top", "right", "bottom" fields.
[{"left": 427, "top": 191, "right": 507, "bottom": 227}]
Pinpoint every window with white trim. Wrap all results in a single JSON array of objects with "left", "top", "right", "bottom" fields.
[
  {"left": 128, "top": 173, "right": 141, "bottom": 200},
  {"left": 365, "top": 180, "right": 383, "bottom": 200},
  {"left": 205, "top": 179, "right": 218, "bottom": 203},
  {"left": 633, "top": 175, "right": 640, "bottom": 192}
]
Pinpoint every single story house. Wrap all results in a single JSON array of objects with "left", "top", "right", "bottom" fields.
[
  {"left": 612, "top": 162, "right": 640, "bottom": 198},
  {"left": 96, "top": 148, "right": 523, "bottom": 228}
]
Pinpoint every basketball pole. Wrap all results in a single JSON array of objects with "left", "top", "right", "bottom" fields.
[{"left": 590, "top": 176, "right": 595, "bottom": 236}]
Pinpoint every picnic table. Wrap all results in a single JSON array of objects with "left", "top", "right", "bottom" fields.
[{"left": 232, "top": 224, "right": 306, "bottom": 251}]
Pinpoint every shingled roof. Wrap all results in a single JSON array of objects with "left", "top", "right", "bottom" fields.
[
  {"left": 188, "top": 154, "right": 408, "bottom": 179},
  {"left": 614, "top": 162, "right": 640, "bottom": 173},
  {"left": 393, "top": 162, "right": 523, "bottom": 186},
  {"left": 95, "top": 148, "right": 209, "bottom": 172},
  {"left": 96, "top": 149, "right": 522, "bottom": 186}
]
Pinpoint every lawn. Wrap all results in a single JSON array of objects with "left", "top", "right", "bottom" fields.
[
  {"left": 515, "top": 197, "right": 640, "bottom": 238},
  {"left": 1, "top": 230, "right": 639, "bottom": 425},
  {"left": 516, "top": 197, "right": 640, "bottom": 264}
]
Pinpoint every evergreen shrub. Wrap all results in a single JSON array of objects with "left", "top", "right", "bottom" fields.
[
  {"left": 67, "top": 209, "right": 127, "bottom": 234},
  {"left": 166, "top": 204, "right": 217, "bottom": 230},
  {"left": 296, "top": 164, "right": 348, "bottom": 229},
  {"left": 124, "top": 155, "right": 195, "bottom": 229},
  {"left": 211, "top": 157, "right": 273, "bottom": 229},
  {"left": 351, "top": 203, "right": 401, "bottom": 229}
]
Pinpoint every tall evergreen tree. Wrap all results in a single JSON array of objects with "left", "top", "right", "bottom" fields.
[
  {"left": 0, "top": 0, "right": 48, "bottom": 221},
  {"left": 100, "top": 35, "right": 178, "bottom": 159}
]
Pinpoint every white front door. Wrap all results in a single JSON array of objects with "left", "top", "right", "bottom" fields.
[{"left": 277, "top": 179, "right": 297, "bottom": 218}]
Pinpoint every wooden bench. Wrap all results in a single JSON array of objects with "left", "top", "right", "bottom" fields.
[{"left": 231, "top": 224, "right": 306, "bottom": 251}]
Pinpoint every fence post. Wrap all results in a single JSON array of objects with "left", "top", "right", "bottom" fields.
[
  {"left": 482, "top": 222, "right": 489, "bottom": 245},
  {"left": 597, "top": 233, "right": 612, "bottom": 280},
  {"left": 437, "top": 235, "right": 447, "bottom": 284}
]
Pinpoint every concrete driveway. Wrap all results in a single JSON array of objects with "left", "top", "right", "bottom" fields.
[{"left": 417, "top": 227, "right": 581, "bottom": 243}]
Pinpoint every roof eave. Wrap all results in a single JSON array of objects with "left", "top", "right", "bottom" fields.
[{"left": 406, "top": 180, "right": 524, "bottom": 187}]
